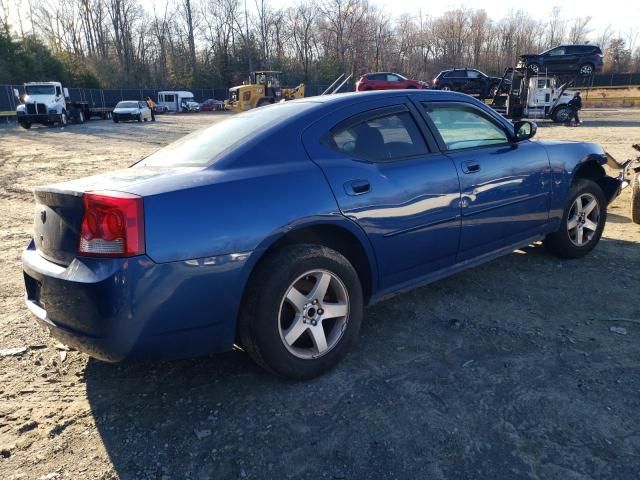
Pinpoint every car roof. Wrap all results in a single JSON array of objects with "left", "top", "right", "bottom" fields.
[{"left": 292, "top": 89, "right": 479, "bottom": 106}]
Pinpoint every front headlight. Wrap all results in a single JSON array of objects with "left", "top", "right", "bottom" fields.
[{"left": 16, "top": 105, "right": 26, "bottom": 112}]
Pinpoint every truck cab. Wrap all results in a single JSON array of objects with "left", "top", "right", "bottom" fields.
[
  {"left": 524, "top": 77, "right": 576, "bottom": 121},
  {"left": 16, "top": 82, "right": 71, "bottom": 128}
]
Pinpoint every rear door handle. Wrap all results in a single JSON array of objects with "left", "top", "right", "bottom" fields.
[
  {"left": 344, "top": 180, "right": 371, "bottom": 196},
  {"left": 462, "top": 161, "right": 481, "bottom": 174}
]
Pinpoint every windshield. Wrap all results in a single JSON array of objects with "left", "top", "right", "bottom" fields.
[
  {"left": 25, "top": 85, "right": 55, "bottom": 95},
  {"left": 116, "top": 101, "right": 139, "bottom": 109},
  {"left": 182, "top": 97, "right": 195, "bottom": 103},
  {"left": 137, "top": 102, "right": 315, "bottom": 168}
]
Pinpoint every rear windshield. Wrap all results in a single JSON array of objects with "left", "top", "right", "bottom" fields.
[
  {"left": 137, "top": 102, "right": 315, "bottom": 168},
  {"left": 116, "top": 101, "right": 139, "bottom": 108}
]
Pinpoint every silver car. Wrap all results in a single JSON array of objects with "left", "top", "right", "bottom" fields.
[{"left": 112, "top": 101, "right": 153, "bottom": 123}]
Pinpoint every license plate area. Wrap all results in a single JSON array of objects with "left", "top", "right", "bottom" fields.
[{"left": 24, "top": 273, "right": 44, "bottom": 308}]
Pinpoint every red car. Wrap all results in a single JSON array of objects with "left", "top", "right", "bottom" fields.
[
  {"left": 200, "top": 98, "right": 225, "bottom": 111},
  {"left": 355, "top": 72, "right": 429, "bottom": 91}
]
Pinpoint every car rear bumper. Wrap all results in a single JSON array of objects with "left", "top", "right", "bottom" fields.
[{"left": 22, "top": 241, "right": 249, "bottom": 362}]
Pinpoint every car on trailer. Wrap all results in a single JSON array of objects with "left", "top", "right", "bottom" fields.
[
  {"left": 518, "top": 45, "right": 604, "bottom": 76},
  {"left": 355, "top": 72, "right": 429, "bottom": 91},
  {"left": 22, "top": 90, "right": 626, "bottom": 380}
]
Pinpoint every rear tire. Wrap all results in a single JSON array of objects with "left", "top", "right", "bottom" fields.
[
  {"left": 631, "top": 173, "right": 640, "bottom": 224},
  {"left": 238, "top": 244, "right": 363, "bottom": 379},
  {"left": 579, "top": 63, "right": 594, "bottom": 77},
  {"left": 544, "top": 179, "right": 607, "bottom": 259},
  {"left": 440, "top": 84, "right": 452, "bottom": 91}
]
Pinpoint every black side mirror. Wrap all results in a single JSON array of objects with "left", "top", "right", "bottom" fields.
[{"left": 513, "top": 120, "right": 537, "bottom": 141}]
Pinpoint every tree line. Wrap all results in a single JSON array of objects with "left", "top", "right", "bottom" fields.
[{"left": 1, "top": 0, "right": 639, "bottom": 90}]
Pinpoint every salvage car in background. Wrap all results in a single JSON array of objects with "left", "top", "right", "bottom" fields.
[
  {"left": 112, "top": 101, "right": 152, "bottom": 123},
  {"left": 432, "top": 68, "right": 511, "bottom": 99},
  {"left": 23, "top": 90, "right": 625, "bottom": 379},
  {"left": 355, "top": 72, "right": 428, "bottom": 91},
  {"left": 200, "top": 98, "right": 225, "bottom": 111},
  {"left": 518, "top": 45, "right": 603, "bottom": 76}
]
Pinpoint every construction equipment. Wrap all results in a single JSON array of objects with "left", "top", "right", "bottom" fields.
[{"left": 225, "top": 71, "right": 305, "bottom": 111}]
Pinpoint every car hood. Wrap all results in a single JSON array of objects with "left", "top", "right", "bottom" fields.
[
  {"left": 114, "top": 107, "right": 140, "bottom": 114},
  {"left": 519, "top": 53, "right": 539, "bottom": 59}
]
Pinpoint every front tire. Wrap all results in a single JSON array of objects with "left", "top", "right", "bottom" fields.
[
  {"left": 528, "top": 62, "right": 541, "bottom": 74},
  {"left": 544, "top": 179, "right": 607, "bottom": 259},
  {"left": 238, "top": 244, "right": 363, "bottom": 379},
  {"left": 552, "top": 106, "right": 571, "bottom": 123},
  {"left": 19, "top": 121, "right": 31, "bottom": 130},
  {"left": 59, "top": 111, "right": 68, "bottom": 127}
]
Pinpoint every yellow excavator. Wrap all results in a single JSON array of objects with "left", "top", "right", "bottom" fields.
[{"left": 225, "top": 71, "right": 305, "bottom": 111}]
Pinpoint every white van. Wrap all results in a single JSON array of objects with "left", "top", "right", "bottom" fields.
[{"left": 156, "top": 91, "right": 200, "bottom": 112}]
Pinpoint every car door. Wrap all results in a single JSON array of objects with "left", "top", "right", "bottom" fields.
[
  {"left": 386, "top": 74, "right": 402, "bottom": 90},
  {"left": 418, "top": 100, "right": 551, "bottom": 261},
  {"left": 544, "top": 46, "right": 570, "bottom": 70},
  {"left": 302, "top": 98, "right": 462, "bottom": 290},
  {"left": 465, "top": 70, "right": 483, "bottom": 95}
]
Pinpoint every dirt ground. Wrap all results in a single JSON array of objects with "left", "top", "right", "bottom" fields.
[{"left": 0, "top": 108, "right": 639, "bottom": 480}]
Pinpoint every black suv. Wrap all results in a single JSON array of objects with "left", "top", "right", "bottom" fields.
[
  {"left": 518, "top": 45, "right": 603, "bottom": 76},
  {"left": 432, "top": 69, "right": 510, "bottom": 98}
]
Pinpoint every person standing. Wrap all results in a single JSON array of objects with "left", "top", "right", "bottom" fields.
[
  {"left": 146, "top": 97, "right": 156, "bottom": 121},
  {"left": 567, "top": 91, "right": 582, "bottom": 126}
]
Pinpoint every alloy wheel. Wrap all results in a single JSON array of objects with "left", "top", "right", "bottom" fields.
[
  {"left": 567, "top": 193, "right": 600, "bottom": 246},
  {"left": 579, "top": 64, "right": 593, "bottom": 76},
  {"left": 278, "top": 270, "right": 349, "bottom": 359}
]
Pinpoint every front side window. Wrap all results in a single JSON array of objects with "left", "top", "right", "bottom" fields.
[
  {"left": 423, "top": 104, "right": 509, "bottom": 151},
  {"left": 386, "top": 74, "right": 400, "bottom": 82},
  {"left": 329, "top": 110, "right": 428, "bottom": 162},
  {"left": 467, "top": 70, "right": 481, "bottom": 79}
]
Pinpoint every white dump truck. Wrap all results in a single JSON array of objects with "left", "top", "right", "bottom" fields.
[{"left": 15, "top": 81, "right": 112, "bottom": 129}]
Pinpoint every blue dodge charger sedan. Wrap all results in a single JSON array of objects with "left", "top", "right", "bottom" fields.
[{"left": 22, "top": 90, "right": 623, "bottom": 378}]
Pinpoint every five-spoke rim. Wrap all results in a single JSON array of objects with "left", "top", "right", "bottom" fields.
[
  {"left": 567, "top": 193, "right": 600, "bottom": 246},
  {"left": 278, "top": 269, "right": 349, "bottom": 359},
  {"left": 580, "top": 64, "right": 593, "bottom": 75}
]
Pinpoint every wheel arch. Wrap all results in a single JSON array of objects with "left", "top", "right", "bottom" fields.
[
  {"left": 242, "top": 220, "right": 379, "bottom": 305},
  {"left": 572, "top": 159, "right": 619, "bottom": 204}
]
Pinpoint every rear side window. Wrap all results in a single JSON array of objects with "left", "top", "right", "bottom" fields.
[
  {"left": 367, "top": 74, "right": 385, "bottom": 81},
  {"left": 329, "top": 110, "right": 429, "bottom": 162},
  {"left": 423, "top": 104, "right": 508, "bottom": 150},
  {"left": 138, "top": 102, "right": 315, "bottom": 167}
]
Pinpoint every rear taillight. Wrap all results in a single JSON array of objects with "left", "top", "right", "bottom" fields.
[{"left": 78, "top": 191, "right": 144, "bottom": 257}]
